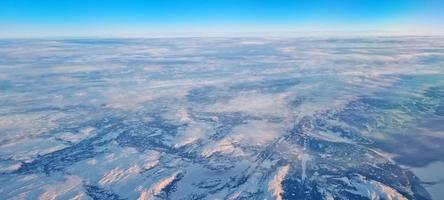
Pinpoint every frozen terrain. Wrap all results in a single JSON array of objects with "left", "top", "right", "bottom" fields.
[{"left": 0, "top": 36, "right": 443, "bottom": 199}]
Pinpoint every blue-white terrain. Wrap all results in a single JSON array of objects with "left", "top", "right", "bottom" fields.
[{"left": 0, "top": 36, "right": 443, "bottom": 199}]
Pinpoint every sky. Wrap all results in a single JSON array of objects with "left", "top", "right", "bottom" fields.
[{"left": 0, "top": 0, "right": 443, "bottom": 38}]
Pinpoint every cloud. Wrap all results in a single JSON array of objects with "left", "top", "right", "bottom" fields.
[{"left": 1, "top": 36, "right": 443, "bottom": 199}]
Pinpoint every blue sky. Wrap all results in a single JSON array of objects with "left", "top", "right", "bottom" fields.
[{"left": 0, "top": 0, "right": 443, "bottom": 37}]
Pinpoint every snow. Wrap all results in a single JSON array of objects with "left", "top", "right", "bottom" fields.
[
  {"left": 349, "top": 175, "right": 408, "bottom": 200},
  {"left": 138, "top": 172, "right": 182, "bottom": 200},
  {"left": 268, "top": 165, "right": 290, "bottom": 200}
]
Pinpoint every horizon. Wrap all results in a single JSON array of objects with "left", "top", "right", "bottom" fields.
[{"left": 1, "top": 31, "right": 444, "bottom": 40}]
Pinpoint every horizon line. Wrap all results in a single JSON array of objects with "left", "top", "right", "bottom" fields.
[{"left": 1, "top": 30, "right": 444, "bottom": 40}]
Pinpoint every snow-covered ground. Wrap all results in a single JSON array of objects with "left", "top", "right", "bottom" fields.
[{"left": 0, "top": 36, "right": 443, "bottom": 199}]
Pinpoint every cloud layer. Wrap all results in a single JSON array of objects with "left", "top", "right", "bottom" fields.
[{"left": 0, "top": 36, "right": 443, "bottom": 199}]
